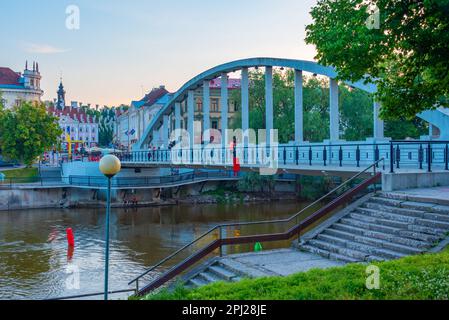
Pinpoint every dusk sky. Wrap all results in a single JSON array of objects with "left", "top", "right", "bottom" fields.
[{"left": 1, "top": 0, "right": 318, "bottom": 107}]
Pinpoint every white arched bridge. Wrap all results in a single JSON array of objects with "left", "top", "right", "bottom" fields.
[{"left": 120, "top": 57, "right": 449, "bottom": 175}]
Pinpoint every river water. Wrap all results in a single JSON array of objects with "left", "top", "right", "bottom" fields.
[{"left": 0, "top": 201, "right": 308, "bottom": 300}]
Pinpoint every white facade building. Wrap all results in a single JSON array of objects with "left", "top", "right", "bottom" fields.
[
  {"left": 115, "top": 86, "right": 171, "bottom": 149},
  {"left": 0, "top": 61, "right": 43, "bottom": 108}
]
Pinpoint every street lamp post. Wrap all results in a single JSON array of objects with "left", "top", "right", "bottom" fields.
[{"left": 99, "top": 154, "right": 121, "bottom": 300}]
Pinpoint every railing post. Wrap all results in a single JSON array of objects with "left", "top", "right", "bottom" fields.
[
  {"left": 427, "top": 142, "right": 432, "bottom": 173},
  {"left": 136, "top": 279, "right": 139, "bottom": 294},
  {"left": 308, "top": 146, "right": 312, "bottom": 166},
  {"left": 323, "top": 146, "right": 327, "bottom": 167},
  {"left": 396, "top": 145, "right": 400, "bottom": 169},
  {"left": 389, "top": 142, "right": 394, "bottom": 173},
  {"left": 339, "top": 146, "right": 343, "bottom": 167},
  {"left": 419, "top": 144, "right": 424, "bottom": 170},
  {"left": 295, "top": 146, "right": 299, "bottom": 166},
  {"left": 219, "top": 226, "right": 223, "bottom": 257},
  {"left": 445, "top": 143, "right": 449, "bottom": 171},
  {"left": 374, "top": 144, "right": 380, "bottom": 168}
]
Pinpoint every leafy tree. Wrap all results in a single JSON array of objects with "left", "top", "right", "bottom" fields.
[
  {"left": 0, "top": 102, "right": 62, "bottom": 166},
  {"left": 385, "top": 117, "right": 428, "bottom": 140},
  {"left": 230, "top": 69, "right": 382, "bottom": 143},
  {"left": 305, "top": 0, "right": 449, "bottom": 120}
]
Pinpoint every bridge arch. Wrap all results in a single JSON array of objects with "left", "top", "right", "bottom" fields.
[{"left": 135, "top": 57, "right": 382, "bottom": 150}]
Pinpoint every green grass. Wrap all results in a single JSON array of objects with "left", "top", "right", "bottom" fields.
[
  {"left": 142, "top": 247, "right": 449, "bottom": 300},
  {"left": 0, "top": 167, "right": 38, "bottom": 179}
]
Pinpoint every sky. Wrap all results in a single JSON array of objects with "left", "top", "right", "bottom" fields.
[{"left": 0, "top": 0, "right": 318, "bottom": 107}]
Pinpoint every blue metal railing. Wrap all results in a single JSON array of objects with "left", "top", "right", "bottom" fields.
[{"left": 116, "top": 140, "right": 449, "bottom": 173}]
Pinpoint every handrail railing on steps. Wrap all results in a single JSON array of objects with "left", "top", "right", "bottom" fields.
[{"left": 129, "top": 158, "right": 385, "bottom": 296}]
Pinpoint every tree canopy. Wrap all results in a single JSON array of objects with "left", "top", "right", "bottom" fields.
[
  {"left": 305, "top": 0, "right": 449, "bottom": 120},
  {"left": 0, "top": 102, "right": 62, "bottom": 166}
]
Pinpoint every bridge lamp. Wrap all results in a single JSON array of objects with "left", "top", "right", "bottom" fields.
[{"left": 99, "top": 154, "right": 121, "bottom": 300}]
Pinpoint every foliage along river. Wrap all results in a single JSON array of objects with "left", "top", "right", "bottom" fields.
[{"left": 0, "top": 201, "right": 310, "bottom": 300}]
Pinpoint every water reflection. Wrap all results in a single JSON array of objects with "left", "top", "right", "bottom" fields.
[{"left": 0, "top": 201, "right": 307, "bottom": 300}]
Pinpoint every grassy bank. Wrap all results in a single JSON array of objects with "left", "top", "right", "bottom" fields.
[
  {"left": 143, "top": 247, "right": 449, "bottom": 300},
  {"left": 0, "top": 167, "right": 38, "bottom": 179}
]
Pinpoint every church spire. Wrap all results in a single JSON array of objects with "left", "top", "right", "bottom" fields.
[{"left": 57, "top": 78, "right": 66, "bottom": 110}]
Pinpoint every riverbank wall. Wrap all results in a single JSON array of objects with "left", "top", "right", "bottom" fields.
[{"left": 0, "top": 180, "right": 297, "bottom": 211}]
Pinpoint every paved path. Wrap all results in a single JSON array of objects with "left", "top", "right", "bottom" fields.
[
  {"left": 220, "top": 248, "right": 344, "bottom": 277},
  {"left": 386, "top": 186, "right": 449, "bottom": 206}
]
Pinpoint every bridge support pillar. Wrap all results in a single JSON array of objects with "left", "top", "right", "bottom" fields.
[
  {"left": 175, "top": 102, "right": 181, "bottom": 141},
  {"left": 162, "top": 115, "right": 169, "bottom": 148},
  {"left": 241, "top": 67, "right": 249, "bottom": 146},
  {"left": 265, "top": 66, "right": 273, "bottom": 146},
  {"left": 203, "top": 80, "right": 211, "bottom": 143},
  {"left": 187, "top": 90, "right": 195, "bottom": 147},
  {"left": 329, "top": 78, "right": 340, "bottom": 141},
  {"left": 153, "top": 129, "right": 160, "bottom": 146},
  {"left": 221, "top": 73, "right": 228, "bottom": 148},
  {"left": 294, "top": 70, "right": 304, "bottom": 143},
  {"left": 373, "top": 101, "right": 384, "bottom": 139}
]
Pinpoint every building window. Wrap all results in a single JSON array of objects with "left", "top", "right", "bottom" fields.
[
  {"left": 212, "top": 120, "right": 218, "bottom": 130},
  {"left": 196, "top": 99, "right": 202, "bottom": 112},
  {"left": 211, "top": 99, "right": 219, "bottom": 112}
]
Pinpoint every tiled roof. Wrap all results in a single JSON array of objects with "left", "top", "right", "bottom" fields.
[
  {"left": 0, "top": 67, "right": 21, "bottom": 86},
  {"left": 47, "top": 105, "right": 96, "bottom": 124},
  {"left": 141, "top": 87, "right": 170, "bottom": 107}
]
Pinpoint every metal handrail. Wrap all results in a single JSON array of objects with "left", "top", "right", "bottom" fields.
[{"left": 128, "top": 158, "right": 384, "bottom": 286}]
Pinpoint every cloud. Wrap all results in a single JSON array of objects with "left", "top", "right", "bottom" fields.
[{"left": 21, "top": 42, "right": 70, "bottom": 54}]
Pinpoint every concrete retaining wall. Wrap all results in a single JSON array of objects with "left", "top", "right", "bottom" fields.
[
  {"left": 0, "top": 180, "right": 297, "bottom": 211},
  {"left": 382, "top": 171, "right": 449, "bottom": 192}
]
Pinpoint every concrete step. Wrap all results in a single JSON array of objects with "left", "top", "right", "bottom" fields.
[
  {"left": 307, "top": 239, "right": 384, "bottom": 262},
  {"left": 430, "top": 205, "right": 449, "bottom": 215},
  {"left": 208, "top": 265, "right": 239, "bottom": 281},
  {"left": 348, "top": 213, "right": 410, "bottom": 229},
  {"left": 415, "top": 218, "right": 449, "bottom": 230},
  {"left": 315, "top": 234, "right": 406, "bottom": 260},
  {"left": 355, "top": 207, "right": 417, "bottom": 223},
  {"left": 218, "top": 258, "right": 268, "bottom": 278},
  {"left": 300, "top": 244, "right": 361, "bottom": 263},
  {"left": 407, "top": 224, "right": 447, "bottom": 237},
  {"left": 369, "top": 197, "right": 403, "bottom": 208},
  {"left": 364, "top": 202, "right": 449, "bottom": 223},
  {"left": 422, "top": 212, "right": 449, "bottom": 223},
  {"left": 363, "top": 202, "right": 426, "bottom": 218},
  {"left": 187, "top": 276, "right": 209, "bottom": 288},
  {"left": 400, "top": 201, "right": 439, "bottom": 212},
  {"left": 337, "top": 218, "right": 441, "bottom": 242},
  {"left": 198, "top": 271, "right": 222, "bottom": 283},
  {"left": 322, "top": 229, "right": 425, "bottom": 254}
]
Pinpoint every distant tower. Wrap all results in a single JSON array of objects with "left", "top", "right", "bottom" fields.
[
  {"left": 23, "top": 61, "right": 42, "bottom": 91},
  {"left": 56, "top": 79, "right": 66, "bottom": 110}
]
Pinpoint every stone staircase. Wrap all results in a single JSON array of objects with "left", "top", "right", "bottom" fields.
[
  {"left": 184, "top": 257, "right": 273, "bottom": 289},
  {"left": 180, "top": 192, "right": 449, "bottom": 290},
  {"left": 300, "top": 193, "right": 449, "bottom": 263}
]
